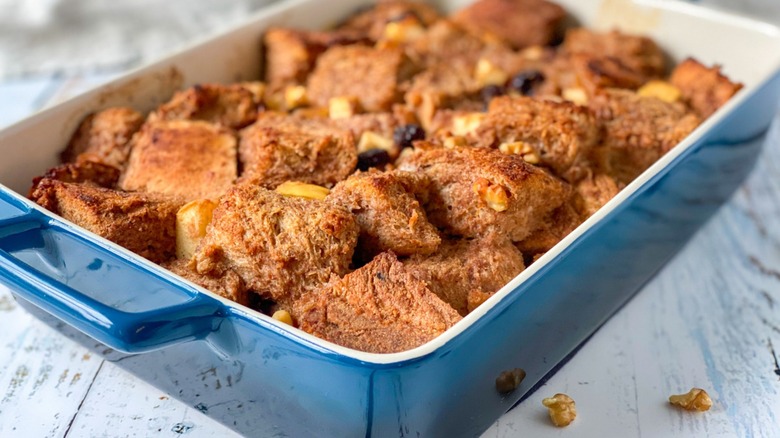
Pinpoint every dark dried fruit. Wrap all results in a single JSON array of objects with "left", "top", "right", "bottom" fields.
[
  {"left": 509, "top": 71, "right": 545, "bottom": 96},
  {"left": 496, "top": 368, "right": 526, "bottom": 394},
  {"left": 393, "top": 124, "right": 426, "bottom": 149},
  {"left": 357, "top": 148, "right": 390, "bottom": 171},
  {"left": 481, "top": 84, "right": 505, "bottom": 107}
]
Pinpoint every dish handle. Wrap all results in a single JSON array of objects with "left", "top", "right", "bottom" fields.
[{"left": 0, "top": 191, "right": 224, "bottom": 354}]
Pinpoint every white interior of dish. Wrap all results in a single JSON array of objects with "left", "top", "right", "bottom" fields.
[{"left": 1, "top": 0, "right": 779, "bottom": 364}]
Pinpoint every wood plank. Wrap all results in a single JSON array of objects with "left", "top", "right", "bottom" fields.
[{"left": 0, "top": 285, "right": 105, "bottom": 438}]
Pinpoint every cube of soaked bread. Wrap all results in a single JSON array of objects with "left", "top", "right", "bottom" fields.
[
  {"left": 574, "top": 173, "right": 623, "bottom": 217},
  {"left": 589, "top": 89, "right": 701, "bottom": 183},
  {"left": 238, "top": 112, "right": 357, "bottom": 188},
  {"left": 404, "top": 234, "right": 524, "bottom": 316},
  {"left": 61, "top": 107, "right": 144, "bottom": 169},
  {"left": 328, "top": 169, "right": 440, "bottom": 258},
  {"left": 119, "top": 120, "right": 237, "bottom": 201},
  {"left": 150, "top": 83, "right": 262, "bottom": 129},
  {"left": 670, "top": 58, "right": 743, "bottom": 119},
  {"left": 397, "top": 145, "right": 569, "bottom": 241},
  {"left": 332, "top": 107, "right": 418, "bottom": 141},
  {"left": 563, "top": 29, "right": 666, "bottom": 82},
  {"left": 295, "top": 252, "right": 461, "bottom": 353},
  {"left": 337, "top": 0, "right": 441, "bottom": 42},
  {"left": 30, "top": 180, "right": 182, "bottom": 263},
  {"left": 29, "top": 161, "right": 120, "bottom": 197},
  {"left": 164, "top": 259, "right": 248, "bottom": 306},
  {"left": 193, "top": 184, "right": 359, "bottom": 307},
  {"left": 307, "top": 45, "right": 417, "bottom": 112},
  {"left": 515, "top": 201, "right": 582, "bottom": 256},
  {"left": 263, "top": 28, "right": 369, "bottom": 89},
  {"left": 452, "top": 0, "right": 565, "bottom": 49},
  {"left": 516, "top": 173, "right": 622, "bottom": 255},
  {"left": 470, "top": 96, "right": 601, "bottom": 180}
]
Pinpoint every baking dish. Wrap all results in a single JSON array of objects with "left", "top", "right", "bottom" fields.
[{"left": 1, "top": 0, "right": 779, "bottom": 436}]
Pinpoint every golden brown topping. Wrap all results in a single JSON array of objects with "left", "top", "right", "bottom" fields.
[
  {"left": 542, "top": 393, "right": 577, "bottom": 427},
  {"left": 272, "top": 310, "right": 294, "bottom": 326},
  {"left": 473, "top": 178, "right": 509, "bottom": 212},
  {"left": 669, "top": 388, "right": 713, "bottom": 412},
  {"left": 275, "top": 181, "right": 331, "bottom": 200},
  {"left": 637, "top": 80, "right": 682, "bottom": 103}
]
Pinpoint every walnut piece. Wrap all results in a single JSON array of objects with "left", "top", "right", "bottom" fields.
[
  {"left": 542, "top": 393, "right": 577, "bottom": 427},
  {"left": 669, "top": 388, "right": 713, "bottom": 412}
]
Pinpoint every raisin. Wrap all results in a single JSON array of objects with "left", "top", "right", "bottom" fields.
[
  {"left": 357, "top": 148, "right": 390, "bottom": 171},
  {"left": 393, "top": 124, "right": 426, "bottom": 149},
  {"left": 508, "top": 71, "right": 545, "bottom": 96}
]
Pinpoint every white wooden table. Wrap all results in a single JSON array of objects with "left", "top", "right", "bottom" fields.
[{"left": 2, "top": 6, "right": 780, "bottom": 437}]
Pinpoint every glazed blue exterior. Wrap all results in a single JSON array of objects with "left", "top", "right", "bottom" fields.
[{"left": 1, "top": 71, "right": 779, "bottom": 437}]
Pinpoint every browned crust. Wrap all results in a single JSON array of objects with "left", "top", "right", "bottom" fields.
[
  {"left": 193, "top": 184, "right": 359, "bottom": 307},
  {"left": 328, "top": 169, "right": 440, "bottom": 258},
  {"left": 61, "top": 107, "right": 144, "bottom": 169},
  {"left": 29, "top": 179, "right": 183, "bottom": 263},
  {"left": 307, "top": 45, "right": 418, "bottom": 112},
  {"left": 589, "top": 89, "right": 701, "bottom": 183},
  {"left": 295, "top": 252, "right": 461, "bottom": 353},
  {"left": 404, "top": 234, "right": 524, "bottom": 315},
  {"left": 238, "top": 112, "right": 357, "bottom": 188},
  {"left": 670, "top": 57, "right": 743, "bottom": 119},
  {"left": 119, "top": 120, "right": 237, "bottom": 201},
  {"left": 452, "top": 0, "right": 565, "bottom": 49},
  {"left": 397, "top": 145, "right": 570, "bottom": 241},
  {"left": 149, "top": 83, "right": 262, "bottom": 129}
]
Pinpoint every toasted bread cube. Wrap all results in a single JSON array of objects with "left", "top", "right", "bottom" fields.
[
  {"left": 563, "top": 28, "right": 665, "bottom": 81},
  {"left": 295, "top": 252, "right": 461, "bottom": 353},
  {"left": 670, "top": 58, "right": 743, "bottom": 118},
  {"left": 238, "top": 113, "right": 357, "bottom": 188},
  {"left": 471, "top": 96, "right": 601, "bottom": 181},
  {"left": 119, "top": 120, "right": 237, "bottom": 201},
  {"left": 61, "top": 107, "right": 144, "bottom": 169},
  {"left": 164, "top": 259, "right": 248, "bottom": 306},
  {"left": 452, "top": 0, "right": 565, "bottom": 49},
  {"left": 404, "top": 234, "right": 524, "bottom": 315},
  {"left": 150, "top": 83, "right": 262, "bottom": 129},
  {"left": 29, "top": 161, "right": 120, "bottom": 197},
  {"left": 307, "top": 45, "right": 417, "bottom": 112},
  {"left": 328, "top": 169, "right": 440, "bottom": 258},
  {"left": 515, "top": 202, "right": 582, "bottom": 256},
  {"left": 589, "top": 89, "right": 701, "bottom": 183},
  {"left": 337, "top": 0, "right": 441, "bottom": 42},
  {"left": 263, "top": 28, "right": 324, "bottom": 88},
  {"left": 175, "top": 199, "right": 218, "bottom": 261},
  {"left": 573, "top": 173, "right": 622, "bottom": 217},
  {"left": 30, "top": 180, "right": 182, "bottom": 263},
  {"left": 193, "top": 184, "right": 359, "bottom": 307},
  {"left": 397, "top": 144, "right": 569, "bottom": 241}
]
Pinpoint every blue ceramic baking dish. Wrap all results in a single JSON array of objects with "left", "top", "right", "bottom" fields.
[{"left": 1, "top": 0, "right": 779, "bottom": 436}]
